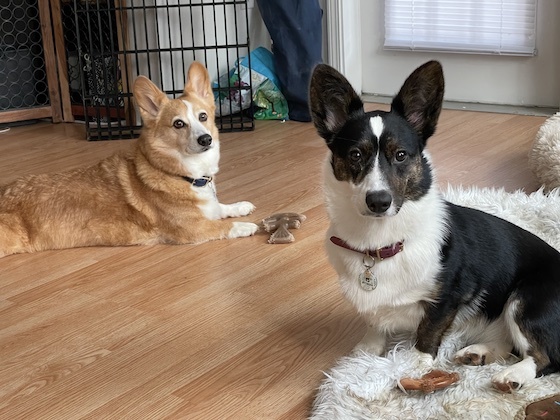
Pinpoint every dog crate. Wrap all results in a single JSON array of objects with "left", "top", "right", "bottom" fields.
[{"left": 62, "top": 0, "right": 254, "bottom": 140}]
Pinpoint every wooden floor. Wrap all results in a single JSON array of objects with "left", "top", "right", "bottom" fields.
[{"left": 0, "top": 106, "right": 547, "bottom": 419}]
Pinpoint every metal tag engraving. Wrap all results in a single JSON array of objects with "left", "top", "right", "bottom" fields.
[
  {"left": 359, "top": 269, "right": 378, "bottom": 291},
  {"left": 359, "top": 252, "right": 377, "bottom": 291}
]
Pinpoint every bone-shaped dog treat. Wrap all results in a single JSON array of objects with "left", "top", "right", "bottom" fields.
[
  {"left": 399, "top": 370, "right": 459, "bottom": 393},
  {"left": 261, "top": 213, "right": 306, "bottom": 244}
]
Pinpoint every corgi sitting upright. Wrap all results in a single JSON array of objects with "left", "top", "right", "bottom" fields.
[
  {"left": 309, "top": 61, "right": 560, "bottom": 391},
  {"left": 0, "top": 62, "right": 258, "bottom": 258}
]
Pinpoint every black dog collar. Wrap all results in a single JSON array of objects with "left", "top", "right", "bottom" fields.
[{"left": 182, "top": 176, "right": 213, "bottom": 187}]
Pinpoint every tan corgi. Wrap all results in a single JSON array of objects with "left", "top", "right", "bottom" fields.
[{"left": 0, "top": 62, "right": 258, "bottom": 258}]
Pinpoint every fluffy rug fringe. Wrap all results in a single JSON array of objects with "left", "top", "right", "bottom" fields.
[{"left": 311, "top": 185, "right": 560, "bottom": 420}]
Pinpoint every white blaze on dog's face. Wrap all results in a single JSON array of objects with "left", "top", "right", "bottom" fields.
[
  {"left": 133, "top": 62, "right": 220, "bottom": 177},
  {"left": 178, "top": 61, "right": 219, "bottom": 155},
  {"left": 309, "top": 62, "right": 444, "bottom": 218},
  {"left": 173, "top": 100, "right": 212, "bottom": 155},
  {"left": 361, "top": 116, "right": 397, "bottom": 216}
]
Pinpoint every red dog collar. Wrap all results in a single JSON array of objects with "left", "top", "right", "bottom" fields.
[{"left": 330, "top": 236, "right": 404, "bottom": 260}]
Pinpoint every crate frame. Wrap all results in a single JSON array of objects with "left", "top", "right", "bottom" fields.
[{"left": 66, "top": 0, "right": 254, "bottom": 140}]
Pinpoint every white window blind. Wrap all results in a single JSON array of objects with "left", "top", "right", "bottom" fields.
[{"left": 384, "top": 0, "right": 537, "bottom": 56}]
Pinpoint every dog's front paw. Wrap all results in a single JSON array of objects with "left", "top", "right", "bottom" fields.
[
  {"left": 353, "top": 333, "right": 386, "bottom": 356},
  {"left": 353, "top": 341, "right": 385, "bottom": 356},
  {"left": 228, "top": 222, "right": 258, "bottom": 239},
  {"left": 221, "top": 201, "right": 256, "bottom": 218},
  {"left": 234, "top": 201, "right": 256, "bottom": 216},
  {"left": 411, "top": 348, "right": 435, "bottom": 372}
]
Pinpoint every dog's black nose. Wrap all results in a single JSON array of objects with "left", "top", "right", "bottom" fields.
[
  {"left": 197, "top": 134, "right": 212, "bottom": 147},
  {"left": 366, "top": 191, "right": 392, "bottom": 214}
]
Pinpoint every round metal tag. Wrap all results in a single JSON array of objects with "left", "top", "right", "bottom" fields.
[{"left": 359, "top": 269, "right": 378, "bottom": 291}]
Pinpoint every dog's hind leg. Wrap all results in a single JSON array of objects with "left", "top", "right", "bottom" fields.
[
  {"left": 454, "top": 317, "right": 513, "bottom": 366},
  {"left": 492, "top": 357, "right": 538, "bottom": 392},
  {"left": 491, "top": 296, "right": 556, "bottom": 392},
  {"left": 0, "top": 213, "right": 31, "bottom": 258},
  {"left": 455, "top": 342, "right": 512, "bottom": 366}
]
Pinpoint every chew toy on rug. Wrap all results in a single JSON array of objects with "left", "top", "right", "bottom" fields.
[
  {"left": 398, "top": 369, "right": 460, "bottom": 393},
  {"left": 260, "top": 213, "right": 306, "bottom": 244}
]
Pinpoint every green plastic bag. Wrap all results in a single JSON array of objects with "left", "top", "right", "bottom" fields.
[{"left": 213, "top": 47, "right": 289, "bottom": 120}]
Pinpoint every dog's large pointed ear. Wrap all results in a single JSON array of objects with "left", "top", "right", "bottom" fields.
[
  {"left": 391, "top": 61, "right": 444, "bottom": 143},
  {"left": 185, "top": 61, "right": 213, "bottom": 99},
  {"left": 309, "top": 64, "right": 364, "bottom": 143},
  {"left": 133, "top": 76, "right": 168, "bottom": 123}
]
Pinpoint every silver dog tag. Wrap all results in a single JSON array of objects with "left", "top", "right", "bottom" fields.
[
  {"left": 359, "top": 269, "right": 378, "bottom": 291},
  {"left": 359, "top": 252, "right": 377, "bottom": 291}
]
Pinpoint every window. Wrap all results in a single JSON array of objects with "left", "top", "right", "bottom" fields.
[{"left": 384, "top": 0, "right": 537, "bottom": 56}]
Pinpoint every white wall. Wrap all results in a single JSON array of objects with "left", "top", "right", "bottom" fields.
[
  {"left": 360, "top": 1, "right": 560, "bottom": 108},
  {"left": 324, "top": 0, "right": 362, "bottom": 94},
  {"left": 128, "top": 1, "right": 266, "bottom": 91}
]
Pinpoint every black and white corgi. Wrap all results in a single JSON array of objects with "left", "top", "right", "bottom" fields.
[{"left": 309, "top": 60, "right": 560, "bottom": 391}]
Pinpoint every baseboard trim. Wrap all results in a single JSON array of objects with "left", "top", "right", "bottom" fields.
[{"left": 362, "top": 94, "right": 558, "bottom": 117}]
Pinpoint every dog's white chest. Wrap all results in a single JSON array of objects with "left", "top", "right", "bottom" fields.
[
  {"left": 326, "top": 238, "right": 438, "bottom": 313},
  {"left": 194, "top": 183, "right": 221, "bottom": 219}
]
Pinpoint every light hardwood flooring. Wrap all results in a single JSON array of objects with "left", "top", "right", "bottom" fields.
[{"left": 0, "top": 106, "right": 547, "bottom": 419}]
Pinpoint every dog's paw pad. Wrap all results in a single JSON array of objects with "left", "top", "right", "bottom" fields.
[
  {"left": 491, "top": 360, "right": 536, "bottom": 392},
  {"left": 492, "top": 371, "right": 524, "bottom": 392},
  {"left": 228, "top": 222, "right": 258, "bottom": 238},
  {"left": 454, "top": 345, "right": 490, "bottom": 366},
  {"left": 492, "top": 377, "right": 522, "bottom": 393},
  {"left": 455, "top": 352, "right": 486, "bottom": 366}
]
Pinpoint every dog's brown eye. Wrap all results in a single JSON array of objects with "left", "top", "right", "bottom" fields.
[
  {"left": 173, "top": 120, "right": 185, "bottom": 129},
  {"left": 349, "top": 149, "right": 362, "bottom": 163},
  {"left": 199, "top": 112, "right": 208, "bottom": 122},
  {"left": 395, "top": 150, "right": 407, "bottom": 162}
]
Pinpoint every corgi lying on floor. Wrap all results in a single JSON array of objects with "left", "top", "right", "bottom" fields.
[
  {"left": 0, "top": 62, "right": 258, "bottom": 258},
  {"left": 309, "top": 61, "right": 560, "bottom": 391}
]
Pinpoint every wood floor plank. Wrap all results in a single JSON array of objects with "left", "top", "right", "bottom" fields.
[{"left": 169, "top": 302, "right": 362, "bottom": 419}]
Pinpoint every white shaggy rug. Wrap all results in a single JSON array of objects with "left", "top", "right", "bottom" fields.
[
  {"left": 529, "top": 112, "right": 560, "bottom": 191},
  {"left": 311, "top": 186, "right": 560, "bottom": 420}
]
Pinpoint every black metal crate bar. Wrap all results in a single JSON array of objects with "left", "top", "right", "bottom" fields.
[{"left": 68, "top": 0, "right": 253, "bottom": 140}]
